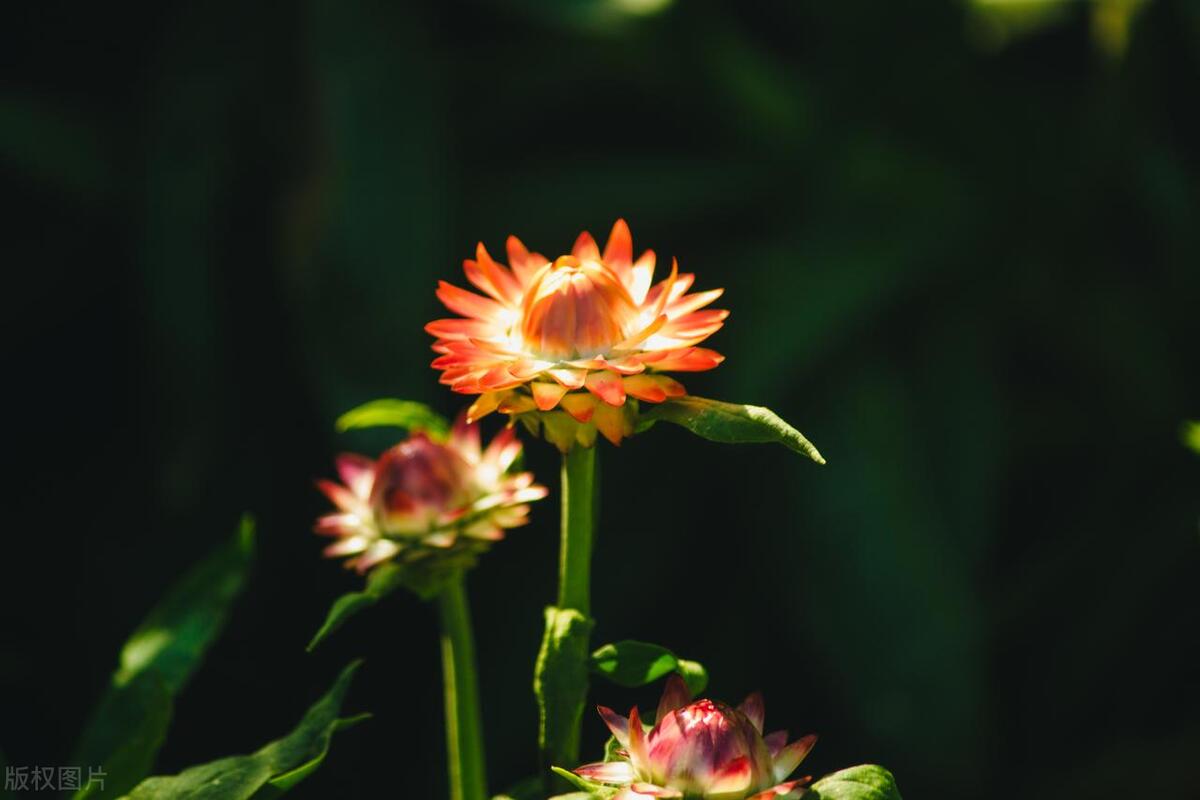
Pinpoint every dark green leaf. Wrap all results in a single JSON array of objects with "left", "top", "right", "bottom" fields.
[
  {"left": 535, "top": 607, "right": 595, "bottom": 770},
  {"left": 122, "top": 661, "right": 368, "bottom": 800},
  {"left": 637, "top": 396, "right": 825, "bottom": 463},
  {"left": 808, "top": 765, "right": 903, "bottom": 800},
  {"left": 335, "top": 399, "right": 449, "bottom": 438},
  {"left": 72, "top": 516, "right": 256, "bottom": 799},
  {"left": 307, "top": 558, "right": 468, "bottom": 651},
  {"left": 589, "top": 640, "right": 708, "bottom": 695}
]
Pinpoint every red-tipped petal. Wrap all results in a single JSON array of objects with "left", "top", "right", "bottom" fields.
[
  {"left": 668, "top": 287, "right": 724, "bottom": 317},
  {"left": 644, "top": 347, "right": 725, "bottom": 372},
  {"left": 592, "top": 401, "right": 632, "bottom": 445},
  {"left": 623, "top": 373, "right": 684, "bottom": 403},
  {"left": 655, "top": 674, "right": 692, "bottom": 723},
  {"left": 629, "top": 249, "right": 657, "bottom": 305},
  {"left": 749, "top": 779, "right": 811, "bottom": 800},
  {"left": 475, "top": 242, "right": 522, "bottom": 304},
  {"left": 739, "top": 692, "right": 765, "bottom": 733},
  {"left": 482, "top": 425, "right": 522, "bottom": 471},
  {"left": 424, "top": 318, "right": 498, "bottom": 340},
  {"left": 316, "top": 479, "right": 363, "bottom": 513},
  {"left": 506, "top": 234, "right": 547, "bottom": 286},
  {"left": 707, "top": 755, "right": 754, "bottom": 795},
  {"left": 598, "top": 705, "right": 631, "bottom": 748},
  {"left": 436, "top": 281, "right": 505, "bottom": 321},
  {"left": 334, "top": 453, "right": 375, "bottom": 499},
  {"left": 772, "top": 735, "right": 817, "bottom": 782},
  {"left": 574, "top": 761, "right": 637, "bottom": 785},
  {"left": 559, "top": 392, "right": 596, "bottom": 423},
  {"left": 531, "top": 381, "right": 569, "bottom": 410},
  {"left": 585, "top": 369, "right": 627, "bottom": 407},
  {"left": 628, "top": 705, "right": 648, "bottom": 767}
]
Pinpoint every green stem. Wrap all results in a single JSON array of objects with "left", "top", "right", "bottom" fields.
[
  {"left": 558, "top": 445, "right": 597, "bottom": 615},
  {"left": 438, "top": 571, "right": 487, "bottom": 800}
]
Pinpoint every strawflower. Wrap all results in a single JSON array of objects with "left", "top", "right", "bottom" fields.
[
  {"left": 573, "top": 675, "right": 817, "bottom": 800},
  {"left": 314, "top": 415, "right": 546, "bottom": 573},
  {"left": 427, "top": 219, "right": 727, "bottom": 447}
]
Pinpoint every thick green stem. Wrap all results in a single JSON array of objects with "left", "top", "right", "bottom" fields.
[
  {"left": 537, "top": 445, "right": 598, "bottom": 780},
  {"left": 438, "top": 571, "right": 487, "bottom": 800},
  {"left": 558, "top": 445, "right": 597, "bottom": 615}
]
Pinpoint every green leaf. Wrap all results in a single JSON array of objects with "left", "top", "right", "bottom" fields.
[
  {"left": 637, "top": 396, "right": 825, "bottom": 464},
  {"left": 535, "top": 607, "right": 595, "bottom": 770},
  {"left": 72, "top": 516, "right": 256, "bottom": 799},
  {"left": 1183, "top": 420, "right": 1200, "bottom": 455},
  {"left": 307, "top": 558, "right": 469, "bottom": 651},
  {"left": 808, "top": 765, "right": 903, "bottom": 800},
  {"left": 589, "top": 640, "right": 708, "bottom": 696},
  {"left": 335, "top": 399, "right": 449, "bottom": 438},
  {"left": 122, "top": 661, "right": 368, "bottom": 800}
]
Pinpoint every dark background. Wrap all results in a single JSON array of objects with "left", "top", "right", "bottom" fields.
[{"left": 3, "top": 1, "right": 1199, "bottom": 797}]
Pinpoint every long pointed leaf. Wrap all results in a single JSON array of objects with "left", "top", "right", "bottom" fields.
[
  {"left": 72, "top": 516, "right": 256, "bottom": 799},
  {"left": 637, "top": 396, "right": 825, "bottom": 463},
  {"left": 121, "top": 661, "right": 367, "bottom": 800}
]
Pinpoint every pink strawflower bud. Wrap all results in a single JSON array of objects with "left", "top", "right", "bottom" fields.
[
  {"left": 314, "top": 415, "right": 547, "bottom": 573},
  {"left": 575, "top": 675, "right": 817, "bottom": 800},
  {"left": 427, "top": 220, "right": 727, "bottom": 446}
]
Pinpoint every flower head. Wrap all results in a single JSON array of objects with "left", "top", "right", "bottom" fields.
[
  {"left": 314, "top": 415, "right": 547, "bottom": 573},
  {"left": 427, "top": 220, "right": 727, "bottom": 447},
  {"left": 574, "top": 675, "right": 816, "bottom": 800}
]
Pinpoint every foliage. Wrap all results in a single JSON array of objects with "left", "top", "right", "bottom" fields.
[
  {"left": 589, "top": 640, "right": 707, "bottom": 695},
  {"left": 120, "top": 661, "right": 368, "bottom": 799}
]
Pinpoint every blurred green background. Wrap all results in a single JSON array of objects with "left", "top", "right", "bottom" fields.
[{"left": 3, "top": 0, "right": 1198, "bottom": 797}]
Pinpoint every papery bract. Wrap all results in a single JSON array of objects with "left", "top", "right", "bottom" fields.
[
  {"left": 427, "top": 219, "right": 727, "bottom": 445},
  {"left": 574, "top": 675, "right": 816, "bottom": 800},
  {"left": 314, "top": 415, "right": 547, "bottom": 572}
]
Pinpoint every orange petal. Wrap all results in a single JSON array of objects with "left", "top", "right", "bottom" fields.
[
  {"left": 467, "top": 392, "right": 504, "bottom": 422},
  {"left": 436, "top": 281, "right": 505, "bottom": 321},
  {"left": 572, "top": 231, "right": 601, "bottom": 261},
  {"left": 509, "top": 358, "right": 555, "bottom": 379},
  {"left": 623, "top": 373, "right": 685, "bottom": 403},
  {"left": 425, "top": 318, "right": 498, "bottom": 340},
  {"left": 546, "top": 367, "right": 587, "bottom": 390},
  {"left": 559, "top": 392, "right": 597, "bottom": 423},
  {"left": 498, "top": 393, "right": 536, "bottom": 414},
  {"left": 531, "top": 381, "right": 569, "bottom": 410},
  {"left": 585, "top": 369, "right": 627, "bottom": 406},
  {"left": 506, "top": 234, "right": 548, "bottom": 286},
  {"left": 603, "top": 218, "right": 633, "bottom": 273},
  {"left": 668, "top": 286, "right": 724, "bottom": 316},
  {"left": 476, "top": 242, "right": 522, "bottom": 304},
  {"left": 645, "top": 347, "right": 724, "bottom": 372},
  {"left": 629, "top": 249, "right": 656, "bottom": 305},
  {"left": 591, "top": 401, "right": 632, "bottom": 445}
]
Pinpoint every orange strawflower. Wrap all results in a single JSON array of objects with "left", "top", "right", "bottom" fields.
[{"left": 427, "top": 220, "right": 727, "bottom": 447}]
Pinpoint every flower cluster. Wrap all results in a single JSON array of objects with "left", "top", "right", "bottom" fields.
[
  {"left": 427, "top": 220, "right": 727, "bottom": 446},
  {"left": 574, "top": 675, "right": 816, "bottom": 800},
  {"left": 314, "top": 416, "right": 546, "bottom": 573}
]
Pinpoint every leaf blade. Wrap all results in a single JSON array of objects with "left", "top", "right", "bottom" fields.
[
  {"left": 335, "top": 399, "right": 449, "bottom": 437},
  {"left": 72, "top": 516, "right": 256, "bottom": 799},
  {"left": 588, "top": 640, "right": 708, "bottom": 695},
  {"left": 638, "top": 396, "right": 825, "bottom": 463},
  {"left": 809, "top": 765, "right": 903, "bottom": 800},
  {"left": 122, "top": 661, "right": 367, "bottom": 800}
]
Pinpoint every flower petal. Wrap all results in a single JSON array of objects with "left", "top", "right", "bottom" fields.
[
  {"left": 574, "top": 761, "right": 637, "bottom": 785},
  {"left": 628, "top": 249, "right": 656, "bottom": 305},
  {"left": 772, "top": 734, "right": 817, "bottom": 782},
  {"left": 749, "top": 779, "right": 810, "bottom": 800},
  {"left": 628, "top": 705, "right": 649, "bottom": 771},
  {"left": 598, "top": 705, "right": 631, "bottom": 748},
  {"left": 467, "top": 391, "right": 504, "bottom": 423},
  {"left": 763, "top": 730, "right": 788, "bottom": 759},
  {"left": 623, "top": 373, "right": 686, "bottom": 404},
  {"left": 655, "top": 673, "right": 692, "bottom": 723},
  {"left": 547, "top": 366, "right": 588, "bottom": 389},
  {"left": 559, "top": 392, "right": 597, "bottom": 423},
  {"left": 334, "top": 454, "right": 375, "bottom": 499},
  {"left": 531, "top": 380, "right": 569, "bottom": 410},
  {"left": 506, "top": 234, "right": 549, "bottom": 286},
  {"left": 738, "top": 692, "right": 765, "bottom": 733},
  {"left": 573, "top": 230, "right": 601, "bottom": 261},
  {"left": 643, "top": 347, "right": 725, "bottom": 372},
  {"left": 604, "top": 218, "right": 634, "bottom": 273},
  {"left": 436, "top": 280, "right": 505, "bottom": 321},
  {"left": 707, "top": 755, "right": 753, "bottom": 795},
  {"left": 585, "top": 369, "right": 627, "bottom": 406}
]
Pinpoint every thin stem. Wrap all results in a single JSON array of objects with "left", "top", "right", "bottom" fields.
[
  {"left": 557, "top": 445, "right": 597, "bottom": 615},
  {"left": 438, "top": 571, "right": 487, "bottom": 800}
]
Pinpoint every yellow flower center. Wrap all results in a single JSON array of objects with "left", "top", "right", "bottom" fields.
[{"left": 520, "top": 255, "right": 639, "bottom": 360}]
